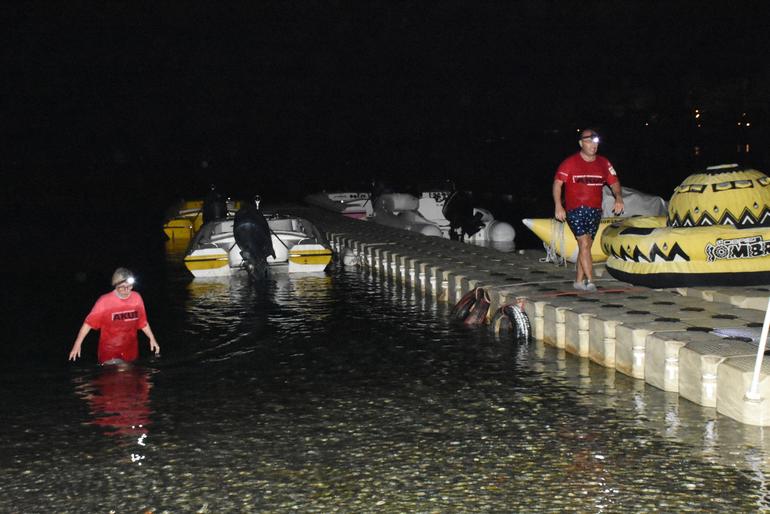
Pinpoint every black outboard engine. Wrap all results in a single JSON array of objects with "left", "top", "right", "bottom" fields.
[
  {"left": 442, "top": 191, "right": 485, "bottom": 240},
  {"left": 202, "top": 185, "right": 228, "bottom": 224},
  {"left": 370, "top": 179, "right": 394, "bottom": 206},
  {"left": 233, "top": 198, "right": 275, "bottom": 280}
]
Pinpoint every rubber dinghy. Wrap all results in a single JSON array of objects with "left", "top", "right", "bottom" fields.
[
  {"left": 523, "top": 186, "right": 667, "bottom": 263},
  {"left": 441, "top": 190, "right": 516, "bottom": 247},
  {"left": 303, "top": 191, "right": 372, "bottom": 219},
  {"left": 601, "top": 165, "right": 770, "bottom": 287},
  {"left": 370, "top": 190, "right": 517, "bottom": 245},
  {"left": 370, "top": 193, "right": 444, "bottom": 237}
]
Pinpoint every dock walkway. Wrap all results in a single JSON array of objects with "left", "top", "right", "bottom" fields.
[{"left": 285, "top": 205, "right": 770, "bottom": 427}]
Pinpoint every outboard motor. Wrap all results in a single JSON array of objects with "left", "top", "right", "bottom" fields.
[
  {"left": 233, "top": 197, "right": 275, "bottom": 280},
  {"left": 442, "top": 191, "right": 485, "bottom": 240},
  {"left": 370, "top": 179, "right": 394, "bottom": 206},
  {"left": 202, "top": 185, "right": 228, "bottom": 224}
]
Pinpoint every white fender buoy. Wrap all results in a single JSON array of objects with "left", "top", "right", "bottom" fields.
[{"left": 485, "top": 220, "right": 516, "bottom": 242}]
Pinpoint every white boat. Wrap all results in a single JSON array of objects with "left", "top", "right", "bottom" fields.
[
  {"left": 463, "top": 207, "right": 516, "bottom": 249},
  {"left": 305, "top": 188, "right": 516, "bottom": 245},
  {"left": 372, "top": 190, "right": 516, "bottom": 244},
  {"left": 371, "top": 193, "right": 445, "bottom": 237},
  {"left": 304, "top": 192, "right": 372, "bottom": 219},
  {"left": 183, "top": 212, "right": 333, "bottom": 278}
]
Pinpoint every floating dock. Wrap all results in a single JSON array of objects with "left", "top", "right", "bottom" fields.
[{"left": 284, "top": 205, "right": 770, "bottom": 427}]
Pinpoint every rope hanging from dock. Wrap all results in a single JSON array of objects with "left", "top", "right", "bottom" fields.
[{"left": 543, "top": 218, "right": 567, "bottom": 267}]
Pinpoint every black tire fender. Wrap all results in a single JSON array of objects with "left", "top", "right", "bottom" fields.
[
  {"left": 451, "top": 288, "right": 478, "bottom": 321},
  {"left": 463, "top": 288, "right": 491, "bottom": 326}
]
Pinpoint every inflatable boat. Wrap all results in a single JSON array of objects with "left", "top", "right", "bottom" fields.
[
  {"left": 523, "top": 186, "right": 667, "bottom": 263},
  {"left": 602, "top": 165, "right": 770, "bottom": 287}
]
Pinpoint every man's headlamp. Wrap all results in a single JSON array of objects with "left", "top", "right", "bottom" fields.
[
  {"left": 581, "top": 134, "right": 600, "bottom": 144},
  {"left": 111, "top": 267, "right": 136, "bottom": 287},
  {"left": 115, "top": 276, "right": 135, "bottom": 288}
]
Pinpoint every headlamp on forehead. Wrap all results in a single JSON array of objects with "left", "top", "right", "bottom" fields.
[
  {"left": 580, "top": 134, "right": 600, "bottom": 144},
  {"left": 111, "top": 267, "right": 135, "bottom": 287},
  {"left": 115, "top": 276, "right": 135, "bottom": 289}
]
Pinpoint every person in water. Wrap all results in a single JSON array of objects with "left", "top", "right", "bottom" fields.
[
  {"left": 553, "top": 128, "right": 624, "bottom": 291},
  {"left": 68, "top": 268, "right": 160, "bottom": 364}
]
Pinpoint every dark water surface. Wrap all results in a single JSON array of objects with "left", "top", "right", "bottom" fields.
[
  {"left": 4, "top": 253, "right": 770, "bottom": 512},
  {"left": 4, "top": 130, "right": 770, "bottom": 511}
]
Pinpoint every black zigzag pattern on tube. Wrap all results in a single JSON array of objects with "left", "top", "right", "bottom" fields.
[{"left": 668, "top": 206, "right": 770, "bottom": 229}]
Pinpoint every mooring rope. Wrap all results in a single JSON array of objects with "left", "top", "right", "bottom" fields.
[{"left": 540, "top": 218, "right": 567, "bottom": 266}]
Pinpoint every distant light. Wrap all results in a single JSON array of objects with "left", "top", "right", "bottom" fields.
[
  {"left": 695, "top": 113, "right": 701, "bottom": 119},
  {"left": 645, "top": 122, "right": 649, "bottom": 126},
  {"left": 747, "top": 122, "right": 752, "bottom": 127}
]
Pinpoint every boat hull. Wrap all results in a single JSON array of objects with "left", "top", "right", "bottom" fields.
[
  {"left": 288, "top": 245, "right": 334, "bottom": 273},
  {"left": 163, "top": 217, "right": 197, "bottom": 241},
  {"left": 184, "top": 248, "right": 231, "bottom": 277},
  {"left": 163, "top": 203, "right": 205, "bottom": 241}
]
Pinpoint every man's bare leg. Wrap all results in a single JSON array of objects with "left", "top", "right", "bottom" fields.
[{"left": 576, "top": 234, "right": 593, "bottom": 284}]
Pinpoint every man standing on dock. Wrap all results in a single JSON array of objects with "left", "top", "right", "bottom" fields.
[{"left": 553, "top": 129, "right": 624, "bottom": 291}]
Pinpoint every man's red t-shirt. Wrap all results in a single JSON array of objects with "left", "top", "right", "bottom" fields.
[
  {"left": 85, "top": 291, "right": 148, "bottom": 364},
  {"left": 555, "top": 152, "right": 619, "bottom": 210}
]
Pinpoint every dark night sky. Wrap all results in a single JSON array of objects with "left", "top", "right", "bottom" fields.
[{"left": 3, "top": 2, "right": 770, "bottom": 201}]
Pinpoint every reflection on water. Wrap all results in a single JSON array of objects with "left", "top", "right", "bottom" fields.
[
  {"left": 187, "top": 271, "right": 333, "bottom": 307},
  {"left": 533, "top": 339, "right": 770, "bottom": 487},
  {"left": 71, "top": 364, "right": 155, "bottom": 467},
  {"left": 73, "top": 365, "right": 154, "bottom": 439},
  {"left": 164, "top": 238, "right": 190, "bottom": 259},
  {"left": 6, "top": 266, "right": 770, "bottom": 511},
  {"left": 177, "top": 266, "right": 770, "bottom": 474},
  {"left": 164, "top": 270, "right": 340, "bottom": 370}
]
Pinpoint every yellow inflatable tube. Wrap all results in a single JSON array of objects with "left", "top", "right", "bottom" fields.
[
  {"left": 522, "top": 217, "right": 623, "bottom": 263},
  {"left": 602, "top": 166, "right": 770, "bottom": 287},
  {"left": 602, "top": 216, "right": 770, "bottom": 287}
]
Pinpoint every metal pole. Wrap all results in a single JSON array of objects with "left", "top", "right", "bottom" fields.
[{"left": 746, "top": 296, "right": 770, "bottom": 401}]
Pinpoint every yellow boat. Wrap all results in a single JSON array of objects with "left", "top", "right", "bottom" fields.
[
  {"left": 162, "top": 199, "right": 241, "bottom": 241},
  {"left": 602, "top": 165, "right": 770, "bottom": 287},
  {"left": 162, "top": 199, "right": 205, "bottom": 241},
  {"left": 522, "top": 217, "right": 622, "bottom": 263}
]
